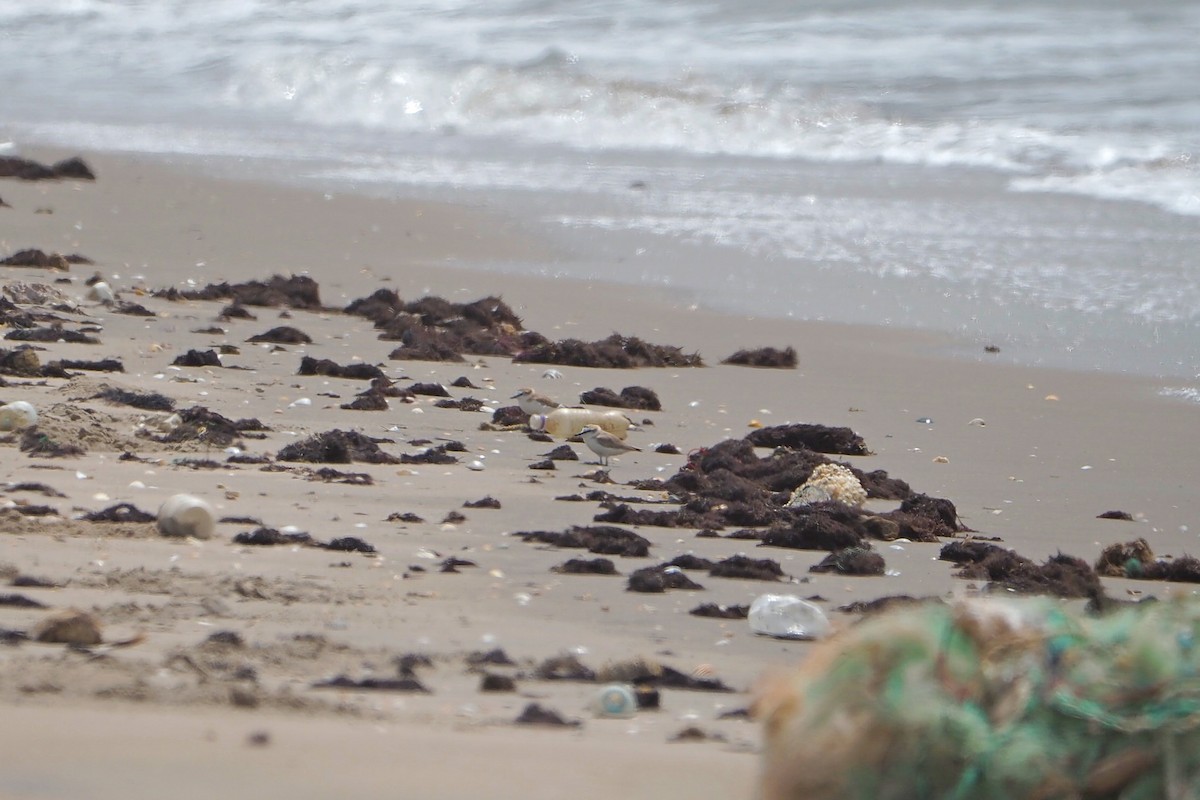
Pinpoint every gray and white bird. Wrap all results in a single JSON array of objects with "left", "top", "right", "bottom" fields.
[
  {"left": 511, "top": 387, "right": 561, "bottom": 416},
  {"left": 578, "top": 424, "right": 641, "bottom": 466}
]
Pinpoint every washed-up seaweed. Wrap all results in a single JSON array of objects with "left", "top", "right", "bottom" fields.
[
  {"left": 96, "top": 387, "right": 175, "bottom": 411},
  {"left": 517, "top": 525, "right": 651, "bottom": 557},
  {"left": 6, "top": 327, "right": 99, "bottom": 344},
  {"left": 276, "top": 429, "right": 399, "bottom": 464},
  {"left": 297, "top": 356, "right": 384, "bottom": 380},
  {"left": 0, "top": 155, "right": 94, "bottom": 181},
  {"left": 721, "top": 346, "right": 798, "bottom": 368},
  {"left": 579, "top": 386, "right": 662, "bottom": 411},
  {"left": 247, "top": 326, "right": 312, "bottom": 344},
  {"left": 515, "top": 333, "right": 703, "bottom": 369},
  {"left": 155, "top": 274, "right": 322, "bottom": 310}
]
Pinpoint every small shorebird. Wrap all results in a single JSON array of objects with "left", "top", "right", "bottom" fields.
[
  {"left": 511, "top": 387, "right": 561, "bottom": 416},
  {"left": 579, "top": 424, "right": 641, "bottom": 466}
]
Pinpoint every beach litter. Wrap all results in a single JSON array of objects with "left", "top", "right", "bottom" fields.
[
  {"left": 755, "top": 597, "right": 1200, "bottom": 800},
  {"left": 748, "top": 594, "right": 830, "bottom": 640},
  {"left": 157, "top": 493, "right": 216, "bottom": 539},
  {"left": 0, "top": 400, "right": 38, "bottom": 431}
]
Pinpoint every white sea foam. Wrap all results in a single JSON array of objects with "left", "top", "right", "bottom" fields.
[
  {"left": 3, "top": 0, "right": 1199, "bottom": 378},
  {"left": 1158, "top": 387, "right": 1200, "bottom": 405}
]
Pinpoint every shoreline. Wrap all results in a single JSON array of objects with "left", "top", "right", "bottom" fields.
[
  {"left": 8, "top": 144, "right": 1199, "bottom": 387},
  {"left": 0, "top": 146, "right": 1197, "bottom": 799}
]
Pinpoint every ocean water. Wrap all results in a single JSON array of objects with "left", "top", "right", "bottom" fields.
[{"left": 1, "top": 0, "right": 1198, "bottom": 381}]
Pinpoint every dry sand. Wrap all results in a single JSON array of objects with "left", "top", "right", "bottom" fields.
[{"left": 0, "top": 150, "right": 1197, "bottom": 799}]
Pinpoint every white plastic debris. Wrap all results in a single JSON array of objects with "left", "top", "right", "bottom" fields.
[
  {"left": 592, "top": 684, "right": 638, "bottom": 718},
  {"left": 748, "top": 594, "right": 831, "bottom": 640},
  {"left": 156, "top": 494, "right": 216, "bottom": 540},
  {"left": 86, "top": 281, "right": 115, "bottom": 304},
  {"left": 0, "top": 401, "right": 38, "bottom": 431}
]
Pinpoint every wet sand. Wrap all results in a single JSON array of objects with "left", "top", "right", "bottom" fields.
[{"left": 0, "top": 150, "right": 1196, "bottom": 799}]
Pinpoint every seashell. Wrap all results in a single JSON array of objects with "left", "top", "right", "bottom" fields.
[
  {"left": 0, "top": 401, "right": 37, "bottom": 431},
  {"left": 542, "top": 369, "right": 564, "bottom": 380},
  {"left": 156, "top": 494, "right": 216, "bottom": 540}
]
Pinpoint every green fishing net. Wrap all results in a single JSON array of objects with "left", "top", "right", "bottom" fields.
[{"left": 788, "top": 598, "right": 1200, "bottom": 799}]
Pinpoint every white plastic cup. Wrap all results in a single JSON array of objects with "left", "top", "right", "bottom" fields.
[
  {"left": 0, "top": 401, "right": 38, "bottom": 431},
  {"left": 157, "top": 494, "right": 216, "bottom": 540},
  {"left": 86, "top": 281, "right": 115, "bottom": 304},
  {"left": 748, "top": 594, "right": 831, "bottom": 640}
]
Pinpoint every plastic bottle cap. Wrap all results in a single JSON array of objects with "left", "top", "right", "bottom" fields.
[{"left": 592, "top": 684, "right": 637, "bottom": 718}]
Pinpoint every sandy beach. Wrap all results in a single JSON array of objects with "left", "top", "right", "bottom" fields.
[{"left": 0, "top": 149, "right": 1197, "bottom": 799}]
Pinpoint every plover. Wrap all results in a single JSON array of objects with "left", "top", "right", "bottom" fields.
[
  {"left": 512, "top": 387, "right": 561, "bottom": 416},
  {"left": 578, "top": 424, "right": 641, "bottom": 466}
]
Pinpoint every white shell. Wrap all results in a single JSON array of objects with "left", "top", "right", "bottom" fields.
[
  {"left": 156, "top": 494, "right": 215, "bottom": 540},
  {"left": 0, "top": 401, "right": 38, "bottom": 431}
]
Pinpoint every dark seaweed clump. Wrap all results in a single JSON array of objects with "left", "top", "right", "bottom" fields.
[
  {"left": 0, "top": 155, "right": 95, "bottom": 181},
  {"left": 690, "top": 603, "right": 749, "bottom": 619},
  {"left": 247, "top": 326, "right": 312, "bottom": 345},
  {"left": 709, "top": 555, "right": 785, "bottom": 581},
  {"left": 155, "top": 274, "right": 322, "bottom": 310},
  {"left": 113, "top": 301, "right": 156, "bottom": 317},
  {"left": 1093, "top": 538, "right": 1200, "bottom": 583},
  {"left": 6, "top": 327, "right": 99, "bottom": 344},
  {"left": 96, "top": 387, "right": 175, "bottom": 412},
  {"left": 518, "top": 525, "right": 652, "bottom": 557},
  {"left": 297, "top": 356, "right": 384, "bottom": 380},
  {"left": 172, "top": 349, "right": 221, "bottom": 367},
  {"left": 0, "top": 249, "right": 71, "bottom": 270},
  {"left": 745, "top": 423, "right": 869, "bottom": 456},
  {"left": 154, "top": 406, "right": 269, "bottom": 446},
  {"left": 721, "top": 346, "right": 798, "bottom": 369},
  {"left": 514, "top": 703, "right": 580, "bottom": 728},
  {"left": 234, "top": 527, "right": 314, "bottom": 546},
  {"left": 515, "top": 333, "right": 703, "bottom": 369},
  {"left": 810, "top": 547, "right": 886, "bottom": 576},
  {"left": 359, "top": 293, "right": 534, "bottom": 362},
  {"left": 553, "top": 558, "right": 618, "bottom": 575},
  {"left": 341, "top": 390, "right": 389, "bottom": 411},
  {"left": 54, "top": 358, "right": 124, "bottom": 373},
  {"left": 619, "top": 436, "right": 961, "bottom": 549},
  {"left": 940, "top": 543, "right": 1102, "bottom": 598},
  {"left": 627, "top": 565, "right": 705, "bottom": 593},
  {"left": 83, "top": 503, "right": 156, "bottom": 523},
  {"left": 579, "top": 385, "right": 662, "bottom": 411},
  {"left": 277, "top": 429, "right": 399, "bottom": 464}
]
